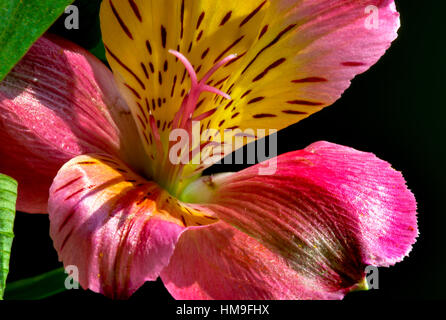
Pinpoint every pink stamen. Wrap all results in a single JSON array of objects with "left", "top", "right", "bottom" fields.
[
  {"left": 168, "top": 50, "right": 198, "bottom": 87},
  {"left": 163, "top": 50, "right": 238, "bottom": 192},
  {"left": 201, "top": 54, "right": 238, "bottom": 84},
  {"left": 168, "top": 50, "right": 237, "bottom": 130}
]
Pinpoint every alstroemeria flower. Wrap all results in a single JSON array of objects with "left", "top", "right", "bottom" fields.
[{"left": 0, "top": 0, "right": 417, "bottom": 299}]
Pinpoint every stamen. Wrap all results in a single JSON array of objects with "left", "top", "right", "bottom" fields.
[
  {"left": 168, "top": 50, "right": 198, "bottom": 87},
  {"left": 168, "top": 50, "right": 237, "bottom": 130},
  {"left": 162, "top": 50, "right": 238, "bottom": 194},
  {"left": 201, "top": 54, "right": 238, "bottom": 84}
]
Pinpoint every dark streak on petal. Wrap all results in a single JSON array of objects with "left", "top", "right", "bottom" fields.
[
  {"left": 242, "top": 24, "right": 297, "bottom": 75},
  {"left": 252, "top": 57, "right": 286, "bottom": 82},
  {"left": 105, "top": 45, "right": 146, "bottom": 90},
  {"left": 253, "top": 113, "right": 276, "bottom": 118},
  {"left": 292, "top": 77, "right": 328, "bottom": 83},
  {"left": 239, "top": 1, "right": 267, "bottom": 27},
  {"left": 287, "top": 100, "right": 324, "bottom": 106},
  {"left": 248, "top": 97, "right": 265, "bottom": 104},
  {"left": 110, "top": 0, "right": 133, "bottom": 39},
  {"left": 220, "top": 11, "right": 232, "bottom": 26},
  {"left": 128, "top": 0, "right": 142, "bottom": 22}
]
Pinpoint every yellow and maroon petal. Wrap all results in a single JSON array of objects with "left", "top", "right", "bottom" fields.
[
  {"left": 48, "top": 154, "right": 217, "bottom": 298},
  {"left": 100, "top": 0, "right": 400, "bottom": 187}
]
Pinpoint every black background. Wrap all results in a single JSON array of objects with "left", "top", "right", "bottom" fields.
[{"left": 5, "top": 0, "right": 446, "bottom": 302}]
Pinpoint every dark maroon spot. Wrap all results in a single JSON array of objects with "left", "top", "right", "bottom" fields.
[
  {"left": 164, "top": 60, "right": 168, "bottom": 72},
  {"left": 180, "top": 215, "right": 187, "bottom": 227},
  {"left": 220, "top": 11, "right": 232, "bottom": 26},
  {"left": 253, "top": 113, "right": 276, "bottom": 118},
  {"left": 145, "top": 98, "right": 150, "bottom": 111},
  {"left": 136, "top": 102, "right": 148, "bottom": 122},
  {"left": 226, "top": 125, "right": 239, "bottom": 130},
  {"left": 141, "top": 63, "right": 149, "bottom": 79},
  {"left": 196, "top": 65, "right": 202, "bottom": 73},
  {"left": 146, "top": 40, "right": 152, "bottom": 55},
  {"left": 158, "top": 72, "right": 163, "bottom": 85},
  {"left": 181, "top": 69, "right": 187, "bottom": 84},
  {"left": 196, "top": 30, "right": 203, "bottom": 42},
  {"left": 259, "top": 25, "right": 268, "bottom": 39},
  {"left": 128, "top": 0, "right": 142, "bottom": 22},
  {"left": 214, "top": 75, "right": 230, "bottom": 87},
  {"left": 241, "top": 90, "right": 252, "bottom": 98},
  {"left": 158, "top": 98, "right": 162, "bottom": 107},
  {"left": 55, "top": 177, "right": 82, "bottom": 193},
  {"left": 137, "top": 115, "right": 147, "bottom": 130},
  {"left": 224, "top": 100, "right": 234, "bottom": 110},
  {"left": 287, "top": 100, "right": 324, "bottom": 106},
  {"left": 60, "top": 229, "right": 74, "bottom": 251},
  {"left": 227, "top": 83, "right": 235, "bottom": 94},
  {"left": 171, "top": 75, "right": 177, "bottom": 97},
  {"left": 231, "top": 112, "right": 240, "bottom": 119},
  {"left": 248, "top": 96, "right": 265, "bottom": 104},
  {"left": 109, "top": 0, "right": 133, "bottom": 39},
  {"left": 105, "top": 45, "right": 145, "bottom": 90},
  {"left": 77, "top": 161, "right": 96, "bottom": 165},
  {"left": 202, "top": 48, "right": 210, "bottom": 59},
  {"left": 65, "top": 187, "right": 86, "bottom": 201},
  {"left": 180, "top": 0, "right": 185, "bottom": 38},
  {"left": 149, "top": 62, "right": 155, "bottom": 73},
  {"left": 224, "top": 52, "right": 246, "bottom": 67},
  {"left": 142, "top": 132, "right": 150, "bottom": 144},
  {"left": 239, "top": 1, "right": 267, "bottom": 27},
  {"left": 188, "top": 42, "right": 193, "bottom": 53},
  {"left": 124, "top": 83, "right": 141, "bottom": 99},
  {"left": 218, "top": 120, "right": 226, "bottom": 127},
  {"left": 252, "top": 57, "right": 286, "bottom": 82},
  {"left": 58, "top": 209, "right": 75, "bottom": 232},
  {"left": 151, "top": 99, "right": 156, "bottom": 110},
  {"left": 197, "top": 12, "right": 205, "bottom": 29},
  {"left": 196, "top": 98, "right": 206, "bottom": 109},
  {"left": 214, "top": 36, "right": 244, "bottom": 63},
  {"left": 161, "top": 25, "right": 167, "bottom": 48},
  {"left": 342, "top": 61, "right": 366, "bottom": 67},
  {"left": 292, "top": 77, "right": 327, "bottom": 83},
  {"left": 282, "top": 110, "right": 308, "bottom": 115},
  {"left": 242, "top": 24, "right": 297, "bottom": 75}
]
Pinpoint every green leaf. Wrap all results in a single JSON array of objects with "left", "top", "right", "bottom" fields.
[
  {"left": 0, "top": 174, "right": 18, "bottom": 300},
  {"left": 0, "top": 0, "right": 74, "bottom": 81},
  {"left": 4, "top": 267, "right": 68, "bottom": 300}
]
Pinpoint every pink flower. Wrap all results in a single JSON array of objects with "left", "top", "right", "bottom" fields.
[{"left": 0, "top": 0, "right": 417, "bottom": 299}]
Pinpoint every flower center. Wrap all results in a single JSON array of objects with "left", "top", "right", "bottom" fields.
[{"left": 150, "top": 50, "right": 238, "bottom": 197}]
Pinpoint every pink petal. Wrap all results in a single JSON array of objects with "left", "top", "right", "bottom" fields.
[
  {"left": 0, "top": 35, "right": 141, "bottom": 213},
  {"left": 48, "top": 154, "right": 187, "bottom": 299},
  {"left": 168, "top": 141, "right": 417, "bottom": 299},
  {"left": 161, "top": 222, "right": 345, "bottom": 300}
]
